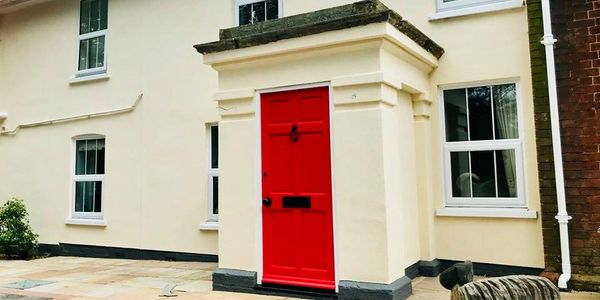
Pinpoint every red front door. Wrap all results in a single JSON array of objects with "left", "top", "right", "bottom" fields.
[{"left": 261, "top": 86, "right": 335, "bottom": 290}]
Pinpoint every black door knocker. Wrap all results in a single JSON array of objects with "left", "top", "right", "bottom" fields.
[{"left": 289, "top": 124, "right": 299, "bottom": 142}]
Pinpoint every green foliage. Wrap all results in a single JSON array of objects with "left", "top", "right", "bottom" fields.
[{"left": 0, "top": 198, "right": 39, "bottom": 259}]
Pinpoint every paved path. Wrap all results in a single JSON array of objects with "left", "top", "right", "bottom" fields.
[{"left": 0, "top": 257, "right": 596, "bottom": 299}]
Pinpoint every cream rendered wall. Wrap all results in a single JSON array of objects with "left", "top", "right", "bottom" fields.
[
  {"left": 282, "top": 0, "right": 544, "bottom": 268},
  {"left": 0, "top": 0, "right": 237, "bottom": 255},
  {"left": 380, "top": 89, "right": 420, "bottom": 281}
]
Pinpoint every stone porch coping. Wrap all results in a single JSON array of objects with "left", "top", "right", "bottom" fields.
[{"left": 193, "top": 0, "right": 444, "bottom": 59}]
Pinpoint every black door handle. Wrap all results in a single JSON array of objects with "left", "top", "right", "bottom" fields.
[{"left": 262, "top": 197, "right": 272, "bottom": 207}]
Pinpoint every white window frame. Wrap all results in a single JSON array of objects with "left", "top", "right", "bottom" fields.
[
  {"left": 440, "top": 80, "right": 527, "bottom": 208},
  {"left": 207, "top": 124, "right": 219, "bottom": 222},
  {"left": 234, "top": 0, "right": 283, "bottom": 26},
  {"left": 71, "top": 135, "right": 105, "bottom": 220},
  {"left": 436, "top": 0, "right": 519, "bottom": 11},
  {"left": 75, "top": 0, "right": 108, "bottom": 78}
]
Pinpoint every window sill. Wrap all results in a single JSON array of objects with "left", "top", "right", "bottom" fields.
[
  {"left": 198, "top": 221, "right": 219, "bottom": 231},
  {"left": 436, "top": 207, "right": 537, "bottom": 219},
  {"left": 69, "top": 73, "right": 110, "bottom": 85},
  {"left": 65, "top": 218, "right": 107, "bottom": 227},
  {"left": 429, "top": 0, "right": 524, "bottom": 21}
]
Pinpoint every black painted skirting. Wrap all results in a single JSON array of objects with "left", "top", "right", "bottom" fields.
[
  {"left": 339, "top": 277, "right": 412, "bottom": 300},
  {"left": 404, "top": 261, "right": 420, "bottom": 279},
  {"left": 405, "top": 259, "right": 542, "bottom": 278},
  {"left": 404, "top": 259, "right": 442, "bottom": 278},
  {"left": 213, "top": 260, "right": 543, "bottom": 299},
  {"left": 438, "top": 259, "right": 543, "bottom": 277},
  {"left": 213, "top": 268, "right": 338, "bottom": 299},
  {"left": 213, "top": 268, "right": 412, "bottom": 300},
  {"left": 38, "top": 243, "right": 218, "bottom": 262}
]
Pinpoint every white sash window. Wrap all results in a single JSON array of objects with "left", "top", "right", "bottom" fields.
[
  {"left": 235, "top": 0, "right": 282, "bottom": 26},
  {"left": 441, "top": 82, "right": 525, "bottom": 207},
  {"left": 77, "top": 0, "right": 108, "bottom": 77},
  {"left": 72, "top": 137, "right": 105, "bottom": 219}
]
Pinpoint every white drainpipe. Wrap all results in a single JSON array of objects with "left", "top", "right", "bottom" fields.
[{"left": 540, "top": 0, "right": 572, "bottom": 289}]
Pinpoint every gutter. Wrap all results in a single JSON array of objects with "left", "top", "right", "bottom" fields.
[
  {"left": 0, "top": 92, "right": 143, "bottom": 136},
  {"left": 540, "top": 0, "right": 572, "bottom": 290}
]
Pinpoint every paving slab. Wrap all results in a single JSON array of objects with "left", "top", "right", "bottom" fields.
[
  {"left": 0, "top": 281, "right": 53, "bottom": 290},
  {"left": 0, "top": 294, "right": 50, "bottom": 300},
  {"left": 0, "top": 257, "right": 596, "bottom": 299}
]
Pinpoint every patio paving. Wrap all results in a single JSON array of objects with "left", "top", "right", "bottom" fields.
[{"left": 0, "top": 256, "right": 596, "bottom": 299}]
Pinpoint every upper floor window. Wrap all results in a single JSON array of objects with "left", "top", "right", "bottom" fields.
[
  {"left": 77, "top": 0, "right": 108, "bottom": 77},
  {"left": 235, "top": 0, "right": 281, "bottom": 26},
  {"left": 73, "top": 137, "right": 105, "bottom": 219},
  {"left": 442, "top": 83, "right": 525, "bottom": 208},
  {"left": 437, "top": 0, "right": 519, "bottom": 12}
]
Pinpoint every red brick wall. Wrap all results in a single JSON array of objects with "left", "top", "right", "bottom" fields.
[{"left": 529, "top": 0, "right": 600, "bottom": 291}]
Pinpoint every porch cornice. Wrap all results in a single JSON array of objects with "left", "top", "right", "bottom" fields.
[{"left": 193, "top": 0, "right": 444, "bottom": 59}]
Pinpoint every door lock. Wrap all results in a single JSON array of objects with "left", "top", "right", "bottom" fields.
[{"left": 262, "top": 197, "right": 272, "bottom": 207}]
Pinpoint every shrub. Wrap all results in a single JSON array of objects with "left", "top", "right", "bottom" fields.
[{"left": 0, "top": 198, "right": 39, "bottom": 259}]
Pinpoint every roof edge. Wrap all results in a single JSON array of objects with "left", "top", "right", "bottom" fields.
[{"left": 0, "top": 0, "right": 51, "bottom": 14}]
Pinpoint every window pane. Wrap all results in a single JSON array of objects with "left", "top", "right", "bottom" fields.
[
  {"left": 239, "top": 4, "right": 252, "bottom": 25},
  {"left": 239, "top": 1, "right": 273, "bottom": 25},
  {"left": 211, "top": 126, "right": 218, "bottom": 169},
  {"left": 78, "top": 39, "right": 90, "bottom": 70},
  {"left": 94, "top": 181, "right": 102, "bottom": 212},
  {"left": 90, "top": 0, "right": 101, "bottom": 32},
  {"left": 266, "top": 0, "right": 278, "bottom": 20},
  {"left": 84, "top": 181, "right": 94, "bottom": 212},
  {"left": 76, "top": 139, "right": 104, "bottom": 175},
  {"left": 96, "top": 36, "right": 105, "bottom": 68},
  {"left": 99, "top": 0, "right": 108, "bottom": 31},
  {"left": 76, "top": 140, "right": 87, "bottom": 175},
  {"left": 468, "top": 86, "right": 494, "bottom": 141},
  {"left": 86, "top": 140, "right": 97, "bottom": 175},
  {"left": 75, "top": 181, "right": 85, "bottom": 212},
  {"left": 212, "top": 176, "right": 219, "bottom": 215},
  {"left": 75, "top": 181, "right": 101, "bottom": 213},
  {"left": 88, "top": 37, "right": 96, "bottom": 69},
  {"left": 80, "top": 0, "right": 91, "bottom": 34},
  {"left": 444, "top": 89, "right": 468, "bottom": 142},
  {"left": 79, "top": 36, "right": 105, "bottom": 71},
  {"left": 470, "top": 151, "right": 496, "bottom": 197},
  {"left": 251, "top": 2, "right": 266, "bottom": 23},
  {"left": 96, "top": 139, "right": 105, "bottom": 174},
  {"left": 450, "top": 151, "right": 471, "bottom": 197},
  {"left": 493, "top": 84, "right": 518, "bottom": 139},
  {"left": 496, "top": 149, "right": 517, "bottom": 198}
]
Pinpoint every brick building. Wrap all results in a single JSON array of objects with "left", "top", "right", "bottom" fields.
[{"left": 528, "top": 0, "right": 600, "bottom": 291}]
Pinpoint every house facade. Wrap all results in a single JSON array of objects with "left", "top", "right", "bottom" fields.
[{"left": 0, "top": 0, "right": 581, "bottom": 298}]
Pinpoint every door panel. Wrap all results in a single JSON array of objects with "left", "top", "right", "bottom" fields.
[{"left": 261, "top": 86, "right": 335, "bottom": 290}]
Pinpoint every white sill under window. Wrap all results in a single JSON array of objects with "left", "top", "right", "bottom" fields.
[
  {"left": 65, "top": 218, "right": 107, "bottom": 227},
  {"left": 69, "top": 72, "right": 110, "bottom": 85},
  {"left": 198, "top": 221, "right": 219, "bottom": 231},
  {"left": 429, "top": 0, "right": 524, "bottom": 21},
  {"left": 436, "top": 207, "right": 537, "bottom": 219}
]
